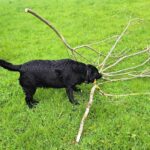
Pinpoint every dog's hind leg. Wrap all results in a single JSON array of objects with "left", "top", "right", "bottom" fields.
[
  {"left": 66, "top": 87, "right": 79, "bottom": 105},
  {"left": 22, "top": 87, "right": 37, "bottom": 108}
]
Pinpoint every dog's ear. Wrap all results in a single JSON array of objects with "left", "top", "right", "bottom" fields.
[
  {"left": 86, "top": 65, "right": 93, "bottom": 82},
  {"left": 72, "top": 64, "right": 85, "bottom": 74}
]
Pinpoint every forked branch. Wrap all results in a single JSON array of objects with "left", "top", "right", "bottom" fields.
[{"left": 25, "top": 8, "right": 118, "bottom": 61}]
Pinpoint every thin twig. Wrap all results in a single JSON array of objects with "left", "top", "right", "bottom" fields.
[
  {"left": 100, "top": 19, "right": 141, "bottom": 71},
  {"left": 128, "top": 73, "right": 150, "bottom": 78},
  {"left": 100, "top": 20, "right": 132, "bottom": 71},
  {"left": 74, "top": 45, "right": 99, "bottom": 54},
  {"left": 108, "top": 57, "right": 150, "bottom": 74},
  {"left": 99, "top": 89, "right": 150, "bottom": 97},
  {"left": 99, "top": 73, "right": 149, "bottom": 84},
  {"left": 103, "top": 47, "right": 150, "bottom": 71},
  {"left": 73, "top": 35, "right": 119, "bottom": 53},
  {"left": 108, "top": 48, "right": 130, "bottom": 59},
  {"left": 73, "top": 51, "right": 92, "bottom": 62},
  {"left": 102, "top": 70, "right": 145, "bottom": 77},
  {"left": 99, "top": 48, "right": 130, "bottom": 59},
  {"left": 79, "top": 35, "right": 119, "bottom": 47}
]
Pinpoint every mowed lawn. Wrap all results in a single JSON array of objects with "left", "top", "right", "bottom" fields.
[{"left": 0, "top": 0, "right": 150, "bottom": 149}]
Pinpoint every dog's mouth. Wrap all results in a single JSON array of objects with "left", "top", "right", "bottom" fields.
[
  {"left": 97, "top": 73, "right": 102, "bottom": 79},
  {"left": 85, "top": 79, "right": 95, "bottom": 84},
  {"left": 85, "top": 74, "right": 102, "bottom": 84},
  {"left": 85, "top": 81, "right": 89, "bottom": 84}
]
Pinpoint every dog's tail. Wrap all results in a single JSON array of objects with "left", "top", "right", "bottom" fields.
[{"left": 0, "top": 59, "right": 21, "bottom": 72}]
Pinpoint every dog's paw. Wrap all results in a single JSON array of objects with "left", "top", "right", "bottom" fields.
[
  {"left": 31, "top": 99, "right": 39, "bottom": 105},
  {"left": 28, "top": 103, "right": 34, "bottom": 109},
  {"left": 76, "top": 89, "right": 82, "bottom": 93},
  {"left": 73, "top": 100, "right": 80, "bottom": 105},
  {"left": 27, "top": 101, "right": 38, "bottom": 109}
]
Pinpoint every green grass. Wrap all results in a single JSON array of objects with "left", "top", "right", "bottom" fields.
[{"left": 0, "top": 0, "right": 150, "bottom": 149}]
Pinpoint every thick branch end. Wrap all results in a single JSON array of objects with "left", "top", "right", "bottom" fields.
[{"left": 25, "top": 8, "right": 30, "bottom": 13}]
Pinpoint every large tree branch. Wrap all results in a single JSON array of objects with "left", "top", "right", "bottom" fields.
[{"left": 24, "top": 9, "right": 149, "bottom": 143}]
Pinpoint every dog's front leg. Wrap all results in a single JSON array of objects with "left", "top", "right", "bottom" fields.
[
  {"left": 66, "top": 87, "right": 79, "bottom": 105},
  {"left": 73, "top": 86, "right": 82, "bottom": 92}
]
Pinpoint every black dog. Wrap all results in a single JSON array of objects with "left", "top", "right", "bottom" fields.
[{"left": 0, "top": 59, "right": 102, "bottom": 108}]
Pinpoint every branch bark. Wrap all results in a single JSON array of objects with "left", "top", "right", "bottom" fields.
[
  {"left": 25, "top": 8, "right": 73, "bottom": 51},
  {"left": 76, "top": 84, "right": 98, "bottom": 143}
]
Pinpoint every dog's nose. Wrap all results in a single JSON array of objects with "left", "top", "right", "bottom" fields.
[{"left": 97, "top": 73, "right": 102, "bottom": 79}]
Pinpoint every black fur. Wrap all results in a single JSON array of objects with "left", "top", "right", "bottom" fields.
[{"left": 0, "top": 59, "right": 102, "bottom": 108}]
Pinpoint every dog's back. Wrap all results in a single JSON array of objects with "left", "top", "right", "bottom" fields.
[{"left": 19, "top": 59, "right": 87, "bottom": 88}]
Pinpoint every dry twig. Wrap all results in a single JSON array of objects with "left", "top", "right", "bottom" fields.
[
  {"left": 100, "top": 20, "right": 132, "bottom": 71},
  {"left": 107, "top": 56, "right": 150, "bottom": 75},
  {"left": 103, "top": 47, "right": 150, "bottom": 72},
  {"left": 99, "top": 89, "right": 150, "bottom": 97},
  {"left": 100, "top": 18, "right": 142, "bottom": 71}
]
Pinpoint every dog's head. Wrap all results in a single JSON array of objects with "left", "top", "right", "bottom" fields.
[{"left": 85, "top": 64, "right": 102, "bottom": 83}]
